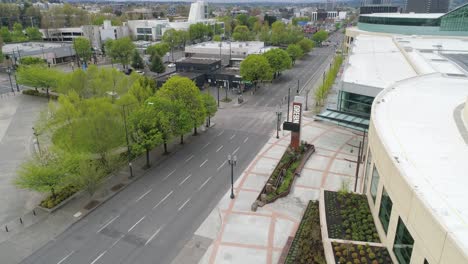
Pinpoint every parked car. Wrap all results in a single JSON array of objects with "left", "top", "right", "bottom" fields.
[{"left": 168, "top": 63, "right": 176, "bottom": 68}]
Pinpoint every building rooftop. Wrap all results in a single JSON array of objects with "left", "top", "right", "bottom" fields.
[
  {"left": 177, "top": 57, "right": 220, "bottom": 64},
  {"left": 372, "top": 73, "right": 468, "bottom": 255},
  {"left": 342, "top": 34, "right": 468, "bottom": 97},
  {"left": 360, "top": 13, "right": 444, "bottom": 19},
  {"left": 342, "top": 35, "right": 417, "bottom": 95}
]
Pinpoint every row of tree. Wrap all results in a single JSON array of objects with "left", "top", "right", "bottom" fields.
[
  {"left": 239, "top": 37, "right": 315, "bottom": 87},
  {"left": 16, "top": 65, "right": 217, "bottom": 202},
  {"left": 314, "top": 54, "right": 343, "bottom": 106},
  {"left": 0, "top": 23, "right": 42, "bottom": 43}
]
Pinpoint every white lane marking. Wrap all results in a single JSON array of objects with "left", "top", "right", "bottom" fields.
[
  {"left": 179, "top": 174, "right": 192, "bottom": 186},
  {"left": 200, "top": 159, "right": 208, "bottom": 167},
  {"left": 198, "top": 177, "right": 212, "bottom": 191},
  {"left": 97, "top": 215, "right": 119, "bottom": 233},
  {"left": 216, "top": 145, "right": 223, "bottom": 152},
  {"left": 57, "top": 251, "right": 75, "bottom": 264},
  {"left": 136, "top": 189, "right": 152, "bottom": 202},
  {"left": 110, "top": 234, "right": 124, "bottom": 248},
  {"left": 163, "top": 169, "right": 176, "bottom": 181},
  {"left": 233, "top": 147, "right": 240, "bottom": 155},
  {"left": 145, "top": 227, "right": 162, "bottom": 246},
  {"left": 128, "top": 216, "right": 145, "bottom": 232},
  {"left": 178, "top": 198, "right": 191, "bottom": 211},
  {"left": 217, "top": 130, "right": 224, "bottom": 137},
  {"left": 90, "top": 251, "right": 107, "bottom": 264},
  {"left": 185, "top": 155, "right": 194, "bottom": 162},
  {"left": 217, "top": 160, "right": 227, "bottom": 171},
  {"left": 244, "top": 137, "right": 249, "bottom": 143},
  {"left": 229, "top": 134, "right": 236, "bottom": 140},
  {"left": 201, "top": 142, "right": 210, "bottom": 149},
  {"left": 153, "top": 191, "right": 173, "bottom": 209}
]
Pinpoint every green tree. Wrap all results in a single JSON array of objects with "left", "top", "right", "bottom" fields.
[
  {"left": 128, "top": 105, "right": 163, "bottom": 168},
  {"left": 312, "top": 30, "right": 329, "bottom": 45},
  {"left": 232, "top": 25, "right": 252, "bottom": 41},
  {"left": 25, "top": 27, "right": 42, "bottom": 41},
  {"left": 213, "top": 35, "right": 222, "bottom": 42},
  {"left": 70, "top": 156, "right": 105, "bottom": 198},
  {"left": 240, "top": 54, "right": 273, "bottom": 89},
  {"left": 128, "top": 80, "right": 153, "bottom": 104},
  {"left": 297, "top": 38, "right": 314, "bottom": 54},
  {"left": 0, "top": 27, "right": 11, "bottom": 42},
  {"left": 217, "top": 16, "right": 233, "bottom": 36},
  {"left": 146, "top": 42, "right": 170, "bottom": 58},
  {"left": 162, "top": 28, "right": 180, "bottom": 62},
  {"left": 270, "top": 21, "right": 286, "bottom": 46},
  {"left": 105, "top": 37, "right": 135, "bottom": 69},
  {"left": 236, "top": 14, "right": 248, "bottom": 26},
  {"left": 263, "top": 48, "right": 292, "bottom": 77},
  {"left": 15, "top": 150, "right": 66, "bottom": 199},
  {"left": 147, "top": 96, "right": 176, "bottom": 154},
  {"left": 247, "top": 16, "right": 258, "bottom": 31},
  {"left": 150, "top": 54, "right": 165, "bottom": 74},
  {"left": 157, "top": 76, "right": 206, "bottom": 137},
  {"left": 131, "top": 50, "right": 144, "bottom": 69},
  {"left": 73, "top": 37, "right": 92, "bottom": 66},
  {"left": 258, "top": 23, "right": 271, "bottom": 43},
  {"left": 201, "top": 93, "right": 217, "bottom": 127},
  {"left": 286, "top": 44, "right": 304, "bottom": 64},
  {"left": 19, "top": 56, "right": 45, "bottom": 65},
  {"left": 11, "top": 23, "right": 27, "bottom": 42},
  {"left": 17, "top": 65, "right": 63, "bottom": 97}
]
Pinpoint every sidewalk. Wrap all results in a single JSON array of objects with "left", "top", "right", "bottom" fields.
[
  {"left": 0, "top": 120, "right": 213, "bottom": 264},
  {"left": 190, "top": 116, "right": 364, "bottom": 264}
]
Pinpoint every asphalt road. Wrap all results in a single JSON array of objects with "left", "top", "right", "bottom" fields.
[{"left": 21, "top": 33, "right": 343, "bottom": 264}]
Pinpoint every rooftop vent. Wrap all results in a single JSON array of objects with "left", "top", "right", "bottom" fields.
[{"left": 446, "top": 73, "right": 466, "bottom": 77}]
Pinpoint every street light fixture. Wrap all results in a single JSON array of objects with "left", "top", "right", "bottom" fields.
[
  {"left": 276, "top": 105, "right": 282, "bottom": 139},
  {"left": 227, "top": 154, "right": 237, "bottom": 199},
  {"left": 6, "top": 67, "right": 14, "bottom": 93}
]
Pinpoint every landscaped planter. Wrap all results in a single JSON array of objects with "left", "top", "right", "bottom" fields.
[
  {"left": 252, "top": 143, "right": 315, "bottom": 210},
  {"left": 325, "top": 191, "right": 380, "bottom": 242},
  {"left": 38, "top": 186, "right": 81, "bottom": 213},
  {"left": 332, "top": 242, "right": 393, "bottom": 264},
  {"left": 283, "top": 201, "right": 325, "bottom": 264}
]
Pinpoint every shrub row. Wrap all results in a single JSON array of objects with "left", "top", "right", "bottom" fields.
[
  {"left": 40, "top": 185, "right": 79, "bottom": 209},
  {"left": 314, "top": 54, "right": 344, "bottom": 106},
  {"left": 22, "top": 89, "right": 59, "bottom": 100}
]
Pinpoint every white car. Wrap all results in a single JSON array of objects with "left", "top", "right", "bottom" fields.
[
  {"left": 135, "top": 70, "right": 144, "bottom": 75},
  {"left": 168, "top": 63, "right": 176, "bottom": 68}
]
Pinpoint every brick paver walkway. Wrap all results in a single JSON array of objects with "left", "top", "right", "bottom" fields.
[{"left": 196, "top": 117, "right": 364, "bottom": 264}]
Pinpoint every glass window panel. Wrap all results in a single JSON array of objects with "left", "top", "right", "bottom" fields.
[
  {"left": 378, "top": 188, "right": 393, "bottom": 234},
  {"left": 363, "top": 150, "right": 372, "bottom": 193},
  {"left": 393, "top": 218, "right": 414, "bottom": 264},
  {"left": 370, "top": 165, "right": 380, "bottom": 202}
]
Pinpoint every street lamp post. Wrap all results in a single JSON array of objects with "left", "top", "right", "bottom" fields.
[
  {"left": 276, "top": 105, "right": 282, "bottom": 139},
  {"left": 286, "top": 87, "right": 291, "bottom": 122},
  {"left": 6, "top": 68, "right": 14, "bottom": 93},
  {"left": 217, "top": 85, "right": 220, "bottom": 107},
  {"left": 122, "top": 105, "right": 134, "bottom": 178},
  {"left": 305, "top": 90, "right": 310, "bottom": 111},
  {"left": 227, "top": 154, "right": 237, "bottom": 199},
  {"left": 296, "top": 79, "right": 299, "bottom": 94},
  {"left": 12, "top": 69, "right": 19, "bottom": 92}
]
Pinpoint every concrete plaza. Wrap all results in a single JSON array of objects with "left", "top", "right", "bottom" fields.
[{"left": 192, "top": 117, "right": 364, "bottom": 264}]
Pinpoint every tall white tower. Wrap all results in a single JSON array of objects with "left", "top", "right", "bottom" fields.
[{"left": 188, "top": 0, "right": 208, "bottom": 23}]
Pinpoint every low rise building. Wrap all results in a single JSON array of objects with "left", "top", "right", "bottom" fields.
[{"left": 2, "top": 42, "right": 75, "bottom": 65}]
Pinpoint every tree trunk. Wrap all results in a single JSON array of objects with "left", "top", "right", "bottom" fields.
[
  {"left": 180, "top": 135, "right": 184, "bottom": 144},
  {"left": 51, "top": 187, "right": 56, "bottom": 199},
  {"left": 193, "top": 126, "right": 198, "bottom": 136},
  {"left": 163, "top": 140, "right": 168, "bottom": 154},
  {"left": 145, "top": 148, "right": 150, "bottom": 168},
  {"left": 46, "top": 87, "right": 50, "bottom": 99}
]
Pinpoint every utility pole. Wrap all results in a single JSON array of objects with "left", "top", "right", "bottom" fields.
[
  {"left": 296, "top": 79, "right": 299, "bottom": 94},
  {"left": 122, "top": 105, "right": 134, "bottom": 178},
  {"left": 287, "top": 87, "right": 291, "bottom": 122},
  {"left": 217, "top": 85, "right": 220, "bottom": 107}
]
